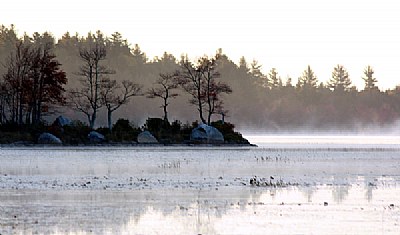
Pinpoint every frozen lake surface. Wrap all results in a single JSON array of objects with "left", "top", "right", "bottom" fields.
[{"left": 0, "top": 136, "right": 399, "bottom": 234}]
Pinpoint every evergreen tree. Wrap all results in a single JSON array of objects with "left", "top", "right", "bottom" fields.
[
  {"left": 285, "top": 76, "right": 293, "bottom": 87},
  {"left": 297, "top": 65, "right": 318, "bottom": 89},
  {"left": 131, "top": 44, "right": 147, "bottom": 64},
  {"left": 154, "top": 52, "right": 178, "bottom": 72},
  {"left": 238, "top": 56, "right": 249, "bottom": 73},
  {"left": 109, "top": 32, "right": 130, "bottom": 55},
  {"left": 328, "top": 65, "right": 352, "bottom": 92},
  {"left": 362, "top": 65, "right": 378, "bottom": 91},
  {"left": 0, "top": 25, "right": 19, "bottom": 76},
  {"left": 251, "top": 60, "right": 267, "bottom": 88},
  {"left": 268, "top": 68, "right": 280, "bottom": 89}
]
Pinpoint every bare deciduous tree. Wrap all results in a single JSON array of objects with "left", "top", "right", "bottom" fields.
[
  {"left": 177, "top": 54, "right": 232, "bottom": 125},
  {"left": 146, "top": 72, "right": 179, "bottom": 122},
  {"left": 199, "top": 56, "right": 232, "bottom": 124},
  {"left": 2, "top": 36, "right": 66, "bottom": 126},
  {"left": 3, "top": 41, "right": 32, "bottom": 125},
  {"left": 29, "top": 40, "right": 67, "bottom": 125},
  {"left": 101, "top": 79, "right": 142, "bottom": 131},
  {"left": 69, "top": 34, "right": 112, "bottom": 129},
  {"left": 178, "top": 57, "right": 207, "bottom": 123}
]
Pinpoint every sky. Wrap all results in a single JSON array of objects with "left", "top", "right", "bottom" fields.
[{"left": 1, "top": 0, "right": 400, "bottom": 89}]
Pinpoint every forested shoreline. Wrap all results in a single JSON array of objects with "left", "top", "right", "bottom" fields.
[{"left": 1, "top": 24, "right": 400, "bottom": 135}]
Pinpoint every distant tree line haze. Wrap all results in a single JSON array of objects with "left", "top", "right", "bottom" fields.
[{"left": 1, "top": 25, "right": 400, "bottom": 132}]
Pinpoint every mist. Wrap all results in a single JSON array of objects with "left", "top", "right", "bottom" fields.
[{"left": 1, "top": 26, "right": 400, "bottom": 133}]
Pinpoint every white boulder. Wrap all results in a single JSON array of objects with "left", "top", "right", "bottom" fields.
[
  {"left": 137, "top": 131, "right": 158, "bottom": 143},
  {"left": 190, "top": 124, "right": 224, "bottom": 143},
  {"left": 38, "top": 132, "right": 62, "bottom": 144},
  {"left": 88, "top": 131, "right": 105, "bottom": 143},
  {"left": 54, "top": 115, "right": 72, "bottom": 127}
]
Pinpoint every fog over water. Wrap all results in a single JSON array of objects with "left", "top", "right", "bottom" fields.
[
  {"left": 1, "top": 1, "right": 400, "bottom": 232},
  {"left": 244, "top": 134, "right": 400, "bottom": 149},
  {"left": 0, "top": 136, "right": 399, "bottom": 234}
]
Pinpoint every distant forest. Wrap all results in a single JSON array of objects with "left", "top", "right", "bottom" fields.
[{"left": 1, "top": 25, "right": 400, "bottom": 132}]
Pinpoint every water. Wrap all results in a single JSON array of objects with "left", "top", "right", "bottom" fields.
[
  {"left": 0, "top": 136, "right": 399, "bottom": 234},
  {"left": 247, "top": 135, "right": 400, "bottom": 149}
]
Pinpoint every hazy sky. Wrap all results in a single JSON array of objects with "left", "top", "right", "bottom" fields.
[{"left": 1, "top": 0, "right": 400, "bottom": 89}]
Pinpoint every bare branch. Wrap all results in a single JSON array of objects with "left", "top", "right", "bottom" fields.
[
  {"left": 145, "top": 72, "right": 180, "bottom": 121},
  {"left": 101, "top": 79, "right": 142, "bottom": 130}
]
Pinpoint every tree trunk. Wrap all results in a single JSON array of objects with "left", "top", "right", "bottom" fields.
[
  {"left": 18, "top": 92, "right": 23, "bottom": 125},
  {"left": 108, "top": 109, "right": 112, "bottom": 132},
  {"left": 163, "top": 97, "right": 168, "bottom": 122},
  {"left": 198, "top": 104, "right": 206, "bottom": 124},
  {"left": 91, "top": 63, "right": 99, "bottom": 129},
  {"left": 11, "top": 94, "right": 16, "bottom": 123},
  {"left": 88, "top": 114, "right": 93, "bottom": 129},
  {"left": 31, "top": 97, "right": 37, "bottom": 125},
  {"left": 25, "top": 110, "right": 31, "bottom": 125},
  {"left": 90, "top": 111, "right": 96, "bottom": 129},
  {"left": 197, "top": 91, "right": 206, "bottom": 124},
  {"left": 35, "top": 72, "right": 45, "bottom": 125},
  {"left": 206, "top": 91, "right": 212, "bottom": 125},
  {"left": 207, "top": 77, "right": 211, "bottom": 125},
  {"left": 36, "top": 100, "right": 41, "bottom": 125}
]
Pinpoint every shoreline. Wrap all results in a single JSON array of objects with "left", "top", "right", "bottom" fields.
[{"left": 0, "top": 142, "right": 257, "bottom": 148}]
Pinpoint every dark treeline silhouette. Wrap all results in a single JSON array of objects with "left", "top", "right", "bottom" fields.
[
  {"left": 1, "top": 25, "right": 400, "bottom": 132},
  {"left": 0, "top": 26, "right": 67, "bottom": 126}
]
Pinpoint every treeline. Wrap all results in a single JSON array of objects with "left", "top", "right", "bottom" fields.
[{"left": 1, "top": 25, "right": 400, "bottom": 132}]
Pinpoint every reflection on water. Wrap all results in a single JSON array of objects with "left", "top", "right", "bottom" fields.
[
  {"left": 1, "top": 186, "right": 399, "bottom": 234},
  {"left": 0, "top": 143, "right": 400, "bottom": 234}
]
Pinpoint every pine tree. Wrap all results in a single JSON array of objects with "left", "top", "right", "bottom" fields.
[
  {"left": 268, "top": 68, "right": 280, "bottom": 89},
  {"left": 250, "top": 60, "right": 268, "bottom": 88},
  {"left": 328, "top": 65, "right": 352, "bottom": 92},
  {"left": 132, "top": 44, "right": 147, "bottom": 64},
  {"left": 238, "top": 56, "right": 249, "bottom": 73},
  {"left": 297, "top": 65, "right": 318, "bottom": 89},
  {"left": 362, "top": 65, "right": 378, "bottom": 91}
]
